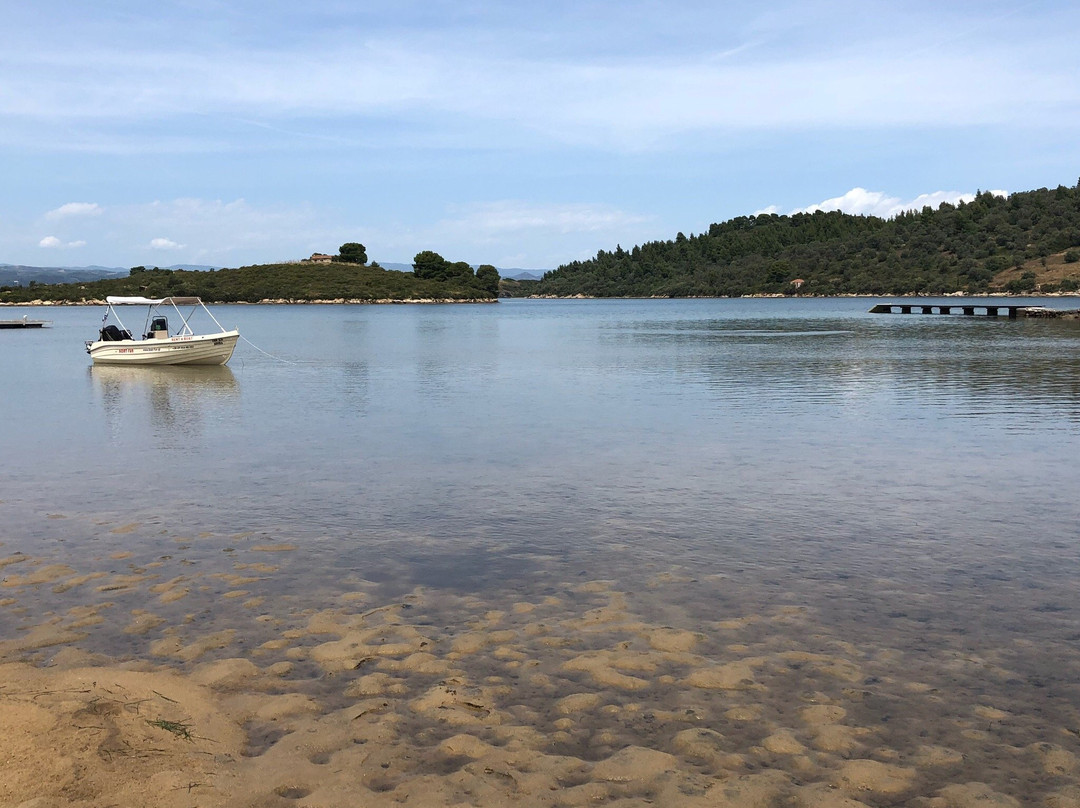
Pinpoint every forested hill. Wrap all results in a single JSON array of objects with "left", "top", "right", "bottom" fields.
[
  {"left": 535, "top": 185, "right": 1080, "bottom": 297},
  {"left": 0, "top": 260, "right": 498, "bottom": 304}
]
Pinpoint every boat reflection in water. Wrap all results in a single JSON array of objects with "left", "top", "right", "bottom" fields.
[{"left": 90, "top": 364, "right": 239, "bottom": 444}]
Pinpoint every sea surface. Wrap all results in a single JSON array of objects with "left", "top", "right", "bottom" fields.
[{"left": 3, "top": 297, "right": 1080, "bottom": 804}]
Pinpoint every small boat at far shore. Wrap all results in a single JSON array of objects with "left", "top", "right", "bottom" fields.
[{"left": 85, "top": 296, "right": 239, "bottom": 365}]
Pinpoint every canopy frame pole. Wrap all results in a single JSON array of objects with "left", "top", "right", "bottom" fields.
[
  {"left": 197, "top": 300, "right": 228, "bottom": 334},
  {"left": 166, "top": 299, "right": 196, "bottom": 336},
  {"left": 100, "top": 297, "right": 229, "bottom": 340},
  {"left": 105, "top": 302, "right": 130, "bottom": 336}
]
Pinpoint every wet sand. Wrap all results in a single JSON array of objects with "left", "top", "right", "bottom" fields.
[{"left": 4, "top": 516, "right": 1080, "bottom": 807}]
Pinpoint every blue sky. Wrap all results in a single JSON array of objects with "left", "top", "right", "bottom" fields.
[{"left": 2, "top": 0, "right": 1078, "bottom": 270}]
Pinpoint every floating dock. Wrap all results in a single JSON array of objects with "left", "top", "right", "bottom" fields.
[
  {"left": 0, "top": 319, "right": 51, "bottom": 328},
  {"left": 869, "top": 303, "right": 1079, "bottom": 319}
]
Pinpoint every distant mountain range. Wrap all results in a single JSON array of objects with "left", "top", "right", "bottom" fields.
[
  {"left": 1, "top": 262, "right": 544, "bottom": 286},
  {"left": 0, "top": 265, "right": 126, "bottom": 286},
  {"left": 0, "top": 264, "right": 220, "bottom": 286}
]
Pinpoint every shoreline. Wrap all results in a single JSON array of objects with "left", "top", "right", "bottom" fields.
[
  {"left": 6, "top": 291, "right": 1080, "bottom": 306},
  {"left": 521, "top": 291, "right": 1080, "bottom": 300},
  {"left": 0, "top": 297, "right": 500, "bottom": 306}
]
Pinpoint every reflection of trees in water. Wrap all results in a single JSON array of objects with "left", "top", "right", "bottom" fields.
[
  {"left": 339, "top": 360, "right": 370, "bottom": 410},
  {"left": 413, "top": 314, "right": 499, "bottom": 401},
  {"left": 617, "top": 317, "right": 1080, "bottom": 420},
  {"left": 856, "top": 320, "right": 1080, "bottom": 421},
  {"left": 91, "top": 365, "right": 239, "bottom": 444}
]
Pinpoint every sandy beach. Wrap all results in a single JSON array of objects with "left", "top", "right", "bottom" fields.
[{"left": 3, "top": 518, "right": 1079, "bottom": 808}]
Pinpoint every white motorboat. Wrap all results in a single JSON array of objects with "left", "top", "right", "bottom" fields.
[{"left": 85, "top": 296, "right": 239, "bottom": 365}]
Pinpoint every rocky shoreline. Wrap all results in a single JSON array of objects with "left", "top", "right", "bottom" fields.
[
  {"left": 0, "top": 297, "right": 500, "bottom": 306},
  {"left": 4, "top": 292, "right": 1080, "bottom": 306}
]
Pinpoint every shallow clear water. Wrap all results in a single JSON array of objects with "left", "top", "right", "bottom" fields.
[
  {"left": 4, "top": 297, "right": 1080, "bottom": 803},
  {"left": 5, "top": 298, "right": 1080, "bottom": 575}
]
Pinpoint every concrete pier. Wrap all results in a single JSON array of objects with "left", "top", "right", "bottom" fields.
[{"left": 868, "top": 303, "right": 1079, "bottom": 319}]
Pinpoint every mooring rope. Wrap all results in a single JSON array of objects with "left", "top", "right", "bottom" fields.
[{"left": 238, "top": 333, "right": 303, "bottom": 365}]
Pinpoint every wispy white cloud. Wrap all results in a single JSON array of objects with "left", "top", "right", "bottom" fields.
[
  {"left": 130, "top": 198, "right": 331, "bottom": 262},
  {"left": 45, "top": 202, "right": 101, "bottom": 219},
  {"left": 793, "top": 187, "right": 1009, "bottom": 218},
  {"left": 439, "top": 201, "right": 651, "bottom": 238},
  {"left": 798, "top": 188, "right": 909, "bottom": 217},
  {"left": 2, "top": 4, "right": 1077, "bottom": 269},
  {"left": 2, "top": 10, "right": 1078, "bottom": 153},
  {"left": 14, "top": 198, "right": 332, "bottom": 264},
  {"left": 408, "top": 201, "right": 657, "bottom": 265},
  {"left": 357, "top": 200, "right": 657, "bottom": 268},
  {"left": 41, "top": 198, "right": 336, "bottom": 265},
  {"left": 39, "top": 235, "right": 85, "bottom": 248}
]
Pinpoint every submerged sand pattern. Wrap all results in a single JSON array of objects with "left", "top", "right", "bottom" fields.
[{"left": 3, "top": 527, "right": 1080, "bottom": 808}]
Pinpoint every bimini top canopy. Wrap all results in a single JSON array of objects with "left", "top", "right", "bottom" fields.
[{"left": 106, "top": 296, "right": 204, "bottom": 306}]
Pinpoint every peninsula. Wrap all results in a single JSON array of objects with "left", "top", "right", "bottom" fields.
[
  {"left": 524, "top": 183, "right": 1080, "bottom": 298},
  {"left": 0, "top": 247, "right": 500, "bottom": 305}
]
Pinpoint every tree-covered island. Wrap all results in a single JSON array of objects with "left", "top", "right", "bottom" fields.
[
  {"left": 519, "top": 183, "right": 1080, "bottom": 298},
  {"left": 0, "top": 246, "right": 501, "bottom": 304}
]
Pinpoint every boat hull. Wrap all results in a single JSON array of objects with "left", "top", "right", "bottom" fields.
[{"left": 88, "top": 331, "right": 239, "bottom": 365}]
